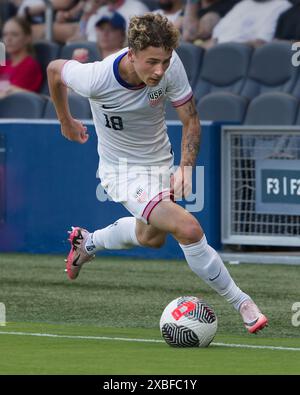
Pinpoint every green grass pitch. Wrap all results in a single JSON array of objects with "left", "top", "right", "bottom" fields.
[{"left": 0, "top": 253, "right": 299, "bottom": 374}]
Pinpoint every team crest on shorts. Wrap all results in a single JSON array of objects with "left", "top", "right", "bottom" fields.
[
  {"left": 135, "top": 186, "right": 147, "bottom": 203},
  {"left": 148, "top": 88, "right": 164, "bottom": 107}
]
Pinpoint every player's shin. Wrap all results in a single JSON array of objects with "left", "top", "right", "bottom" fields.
[
  {"left": 179, "top": 235, "right": 249, "bottom": 311},
  {"left": 85, "top": 217, "right": 141, "bottom": 254}
]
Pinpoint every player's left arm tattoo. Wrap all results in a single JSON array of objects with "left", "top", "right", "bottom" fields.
[{"left": 176, "top": 97, "right": 201, "bottom": 168}]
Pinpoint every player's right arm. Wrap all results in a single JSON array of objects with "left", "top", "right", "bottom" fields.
[{"left": 47, "top": 59, "right": 89, "bottom": 144}]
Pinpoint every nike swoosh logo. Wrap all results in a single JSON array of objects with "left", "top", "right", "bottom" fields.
[
  {"left": 73, "top": 255, "right": 80, "bottom": 267},
  {"left": 102, "top": 105, "right": 119, "bottom": 109},
  {"left": 208, "top": 267, "right": 221, "bottom": 281},
  {"left": 244, "top": 318, "right": 259, "bottom": 326}
]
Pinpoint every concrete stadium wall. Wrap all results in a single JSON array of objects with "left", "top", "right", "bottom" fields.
[{"left": 0, "top": 120, "right": 221, "bottom": 258}]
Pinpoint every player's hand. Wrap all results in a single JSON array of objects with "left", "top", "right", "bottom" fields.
[
  {"left": 60, "top": 118, "right": 89, "bottom": 144},
  {"left": 171, "top": 165, "right": 193, "bottom": 200}
]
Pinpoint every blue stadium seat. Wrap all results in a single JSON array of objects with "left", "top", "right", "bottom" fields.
[
  {"left": 241, "top": 42, "right": 298, "bottom": 100},
  {"left": 165, "top": 92, "right": 248, "bottom": 123},
  {"left": 60, "top": 42, "right": 101, "bottom": 62},
  {"left": 176, "top": 42, "right": 204, "bottom": 88},
  {"left": 295, "top": 103, "right": 300, "bottom": 125},
  {"left": 0, "top": 92, "right": 46, "bottom": 118},
  {"left": 291, "top": 67, "right": 300, "bottom": 100},
  {"left": 34, "top": 41, "right": 61, "bottom": 94},
  {"left": 194, "top": 43, "right": 252, "bottom": 103},
  {"left": 197, "top": 92, "right": 248, "bottom": 123},
  {"left": 244, "top": 92, "right": 298, "bottom": 125},
  {"left": 44, "top": 93, "right": 91, "bottom": 119}
]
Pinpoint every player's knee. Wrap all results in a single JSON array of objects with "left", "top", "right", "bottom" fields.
[
  {"left": 175, "top": 218, "right": 203, "bottom": 244},
  {"left": 138, "top": 234, "right": 166, "bottom": 249}
]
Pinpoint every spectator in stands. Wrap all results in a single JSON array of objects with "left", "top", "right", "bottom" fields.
[
  {"left": 182, "top": 0, "right": 240, "bottom": 44},
  {"left": 202, "top": 0, "right": 292, "bottom": 49},
  {"left": 66, "top": 0, "right": 108, "bottom": 42},
  {"left": 274, "top": 1, "right": 300, "bottom": 41},
  {"left": 153, "top": 0, "right": 184, "bottom": 27},
  {"left": 85, "top": 0, "right": 149, "bottom": 42},
  {"left": 17, "top": 0, "right": 46, "bottom": 25},
  {"left": 76, "top": 0, "right": 107, "bottom": 38},
  {"left": 0, "top": 16, "right": 42, "bottom": 98},
  {"left": 72, "top": 11, "right": 126, "bottom": 61},
  {"left": 53, "top": 1, "right": 87, "bottom": 43},
  {"left": 17, "top": 0, "right": 85, "bottom": 43}
]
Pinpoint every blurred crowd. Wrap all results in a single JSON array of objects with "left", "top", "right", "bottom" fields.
[{"left": 0, "top": 0, "right": 300, "bottom": 98}]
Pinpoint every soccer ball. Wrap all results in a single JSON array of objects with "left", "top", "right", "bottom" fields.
[{"left": 160, "top": 296, "right": 218, "bottom": 348}]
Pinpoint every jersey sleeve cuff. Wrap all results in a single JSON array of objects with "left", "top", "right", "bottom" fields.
[{"left": 171, "top": 91, "right": 193, "bottom": 108}]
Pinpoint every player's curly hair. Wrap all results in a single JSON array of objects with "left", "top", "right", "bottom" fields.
[{"left": 128, "top": 13, "right": 180, "bottom": 53}]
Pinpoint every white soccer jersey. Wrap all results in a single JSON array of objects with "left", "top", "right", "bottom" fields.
[{"left": 61, "top": 48, "right": 193, "bottom": 169}]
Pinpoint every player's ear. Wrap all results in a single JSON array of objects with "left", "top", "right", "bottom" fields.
[{"left": 128, "top": 49, "right": 135, "bottom": 63}]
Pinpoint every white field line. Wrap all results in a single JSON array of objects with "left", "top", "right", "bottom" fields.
[{"left": 0, "top": 330, "right": 299, "bottom": 351}]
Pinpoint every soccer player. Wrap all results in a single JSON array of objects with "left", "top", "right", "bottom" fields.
[{"left": 47, "top": 13, "right": 268, "bottom": 334}]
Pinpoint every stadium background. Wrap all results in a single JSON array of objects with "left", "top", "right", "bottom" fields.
[
  {"left": 0, "top": 0, "right": 299, "bottom": 376},
  {"left": 1, "top": 0, "right": 300, "bottom": 260}
]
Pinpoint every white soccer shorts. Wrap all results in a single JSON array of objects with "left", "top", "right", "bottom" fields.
[{"left": 99, "top": 162, "right": 175, "bottom": 224}]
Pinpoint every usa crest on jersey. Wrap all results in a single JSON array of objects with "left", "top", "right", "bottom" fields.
[{"left": 148, "top": 88, "right": 164, "bottom": 107}]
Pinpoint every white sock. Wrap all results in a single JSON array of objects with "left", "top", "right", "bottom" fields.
[
  {"left": 85, "top": 217, "right": 141, "bottom": 254},
  {"left": 179, "top": 235, "right": 249, "bottom": 311}
]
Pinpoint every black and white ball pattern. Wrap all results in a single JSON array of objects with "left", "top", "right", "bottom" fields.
[
  {"left": 160, "top": 296, "right": 218, "bottom": 348},
  {"left": 161, "top": 323, "right": 200, "bottom": 347},
  {"left": 177, "top": 296, "right": 217, "bottom": 324}
]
